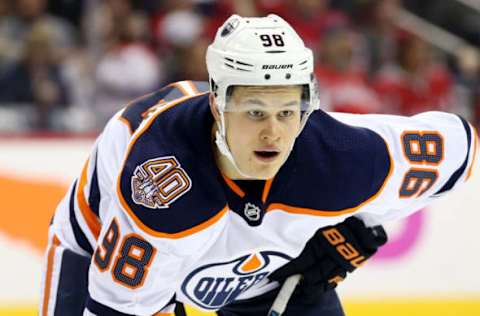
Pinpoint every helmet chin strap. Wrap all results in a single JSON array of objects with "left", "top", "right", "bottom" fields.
[{"left": 214, "top": 111, "right": 255, "bottom": 179}]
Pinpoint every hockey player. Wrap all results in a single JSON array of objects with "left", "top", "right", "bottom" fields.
[{"left": 40, "top": 14, "right": 477, "bottom": 316}]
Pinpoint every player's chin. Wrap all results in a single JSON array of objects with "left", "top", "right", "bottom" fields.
[{"left": 249, "top": 159, "right": 283, "bottom": 179}]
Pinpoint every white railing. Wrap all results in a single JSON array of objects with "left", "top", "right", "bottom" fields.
[
  {"left": 395, "top": 9, "right": 475, "bottom": 55},
  {"left": 455, "top": 0, "right": 480, "bottom": 13}
]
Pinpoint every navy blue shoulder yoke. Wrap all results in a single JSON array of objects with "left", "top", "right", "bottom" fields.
[
  {"left": 266, "top": 110, "right": 391, "bottom": 215},
  {"left": 118, "top": 91, "right": 227, "bottom": 236},
  {"left": 120, "top": 81, "right": 209, "bottom": 134}
]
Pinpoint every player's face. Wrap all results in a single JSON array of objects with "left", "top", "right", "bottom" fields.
[{"left": 223, "top": 85, "right": 302, "bottom": 179}]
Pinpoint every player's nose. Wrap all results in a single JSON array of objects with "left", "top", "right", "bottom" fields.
[{"left": 259, "top": 117, "right": 281, "bottom": 142}]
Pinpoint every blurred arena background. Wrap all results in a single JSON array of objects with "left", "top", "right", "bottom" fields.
[{"left": 0, "top": 0, "right": 479, "bottom": 315}]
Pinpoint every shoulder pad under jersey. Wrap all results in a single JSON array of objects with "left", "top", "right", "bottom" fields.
[
  {"left": 266, "top": 110, "right": 391, "bottom": 217},
  {"left": 117, "top": 89, "right": 228, "bottom": 238},
  {"left": 120, "top": 81, "right": 209, "bottom": 134}
]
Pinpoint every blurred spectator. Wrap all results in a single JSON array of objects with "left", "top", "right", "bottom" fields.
[
  {"left": 156, "top": 1, "right": 204, "bottom": 48},
  {"left": 0, "top": 0, "right": 11, "bottom": 16},
  {"left": 0, "top": 0, "right": 14, "bottom": 73},
  {"left": 87, "top": 0, "right": 135, "bottom": 56},
  {"left": 356, "top": 0, "right": 403, "bottom": 78},
  {"left": 474, "top": 98, "right": 480, "bottom": 130},
  {"left": 201, "top": 0, "right": 259, "bottom": 40},
  {"left": 0, "top": 22, "right": 71, "bottom": 130},
  {"left": 373, "top": 34, "right": 455, "bottom": 115},
  {"left": 151, "top": 0, "right": 208, "bottom": 82},
  {"left": 315, "top": 27, "right": 381, "bottom": 114},
  {"left": 455, "top": 47, "right": 480, "bottom": 128},
  {"left": 172, "top": 37, "right": 210, "bottom": 81},
  {"left": 94, "top": 5, "right": 163, "bottom": 125},
  {"left": 47, "top": 0, "right": 85, "bottom": 28},
  {"left": 0, "top": 0, "right": 77, "bottom": 72},
  {"left": 59, "top": 48, "right": 97, "bottom": 132}
]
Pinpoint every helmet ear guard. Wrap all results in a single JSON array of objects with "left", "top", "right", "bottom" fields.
[{"left": 206, "top": 14, "right": 320, "bottom": 177}]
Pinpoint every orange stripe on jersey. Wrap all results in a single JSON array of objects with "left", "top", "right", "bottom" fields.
[
  {"left": 42, "top": 235, "right": 60, "bottom": 316},
  {"left": 262, "top": 178, "right": 273, "bottom": 203},
  {"left": 118, "top": 115, "right": 133, "bottom": 134},
  {"left": 175, "top": 82, "right": 192, "bottom": 96},
  {"left": 267, "top": 135, "right": 394, "bottom": 217},
  {"left": 77, "top": 160, "right": 101, "bottom": 240},
  {"left": 119, "top": 82, "right": 202, "bottom": 134},
  {"left": 266, "top": 203, "right": 360, "bottom": 217},
  {"left": 222, "top": 174, "right": 245, "bottom": 198},
  {"left": 466, "top": 125, "right": 478, "bottom": 181},
  {"left": 187, "top": 80, "right": 199, "bottom": 94},
  {"left": 123, "top": 91, "right": 157, "bottom": 112},
  {"left": 118, "top": 187, "right": 228, "bottom": 238}
]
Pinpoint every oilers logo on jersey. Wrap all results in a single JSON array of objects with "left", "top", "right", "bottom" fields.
[
  {"left": 131, "top": 156, "right": 192, "bottom": 209},
  {"left": 181, "top": 252, "right": 291, "bottom": 310}
]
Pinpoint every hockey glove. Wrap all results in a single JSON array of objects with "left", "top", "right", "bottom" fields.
[{"left": 269, "top": 217, "right": 387, "bottom": 303}]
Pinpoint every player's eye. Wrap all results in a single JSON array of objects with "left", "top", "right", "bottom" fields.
[
  {"left": 278, "top": 110, "right": 294, "bottom": 118},
  {"left": 247, "top": 110, "right": 265, "bottom": 119}
]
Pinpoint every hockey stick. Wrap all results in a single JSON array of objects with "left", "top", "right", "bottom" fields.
[{"left": 267, "top": 274, "right": 302, "bottom": 316}]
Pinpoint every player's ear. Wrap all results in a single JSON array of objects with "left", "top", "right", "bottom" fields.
[{"left": 209, "top": 93, "right": 221, "bottom": 122}]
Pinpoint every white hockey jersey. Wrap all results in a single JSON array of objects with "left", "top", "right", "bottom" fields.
[{"left": 40, "top": 81, "right": 478, "bottom": 315}]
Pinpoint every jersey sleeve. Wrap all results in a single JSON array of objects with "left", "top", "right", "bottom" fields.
[
  {"left": 332, "top": 111, "right": 477, "bottom": 226},
  {"left": 42, "top": 110, "right": 133, "bottom": 315},
  {"left": 48, "top": 109, "right": 131, "bottom": 259}
]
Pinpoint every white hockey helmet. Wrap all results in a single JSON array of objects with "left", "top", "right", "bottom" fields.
[
  {"left": 206, "top": 14, "right": 319, "bottom": 177},
  {"left": 206, "top": 14, "right": 319, "bottom": 115}
]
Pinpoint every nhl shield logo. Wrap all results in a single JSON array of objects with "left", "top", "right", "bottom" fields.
[
  {"left": 244, "top": 203, "right": 261, "bottom": 221},
  {"left": 131, "top": 156, "right": 192, "bottom": 209}
]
